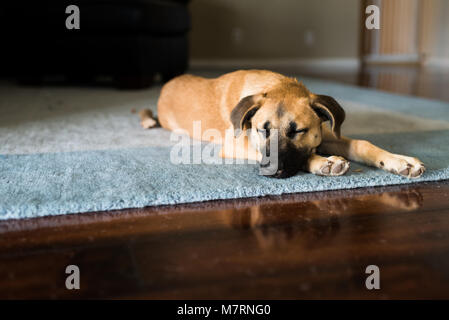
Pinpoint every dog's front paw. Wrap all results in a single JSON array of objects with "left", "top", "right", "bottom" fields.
[
  {"left": 381, "top": 155, "right": 425, "bottom": 178},
  {"left": 319, "top": 156, "right": 350, "bottom": 176}
]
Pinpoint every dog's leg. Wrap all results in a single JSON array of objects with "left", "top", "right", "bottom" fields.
[
  {"left": 306, "top": 153, "right": 350, "bottom": 176},
  {"left": 318, "top": 127, "right": 425, "bottom": 178}
]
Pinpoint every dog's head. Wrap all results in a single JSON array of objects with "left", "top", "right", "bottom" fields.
[{"left": 230, "top": 80, "right": 345, "bottom": 178}]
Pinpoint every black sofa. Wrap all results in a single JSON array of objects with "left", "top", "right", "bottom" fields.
[{"left": 0, "top": 0, "right": 190, "bottom": 88}]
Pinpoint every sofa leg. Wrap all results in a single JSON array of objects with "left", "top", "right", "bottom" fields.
[{"left": 115, "top": 74, "right": 154, "bottom": 89}]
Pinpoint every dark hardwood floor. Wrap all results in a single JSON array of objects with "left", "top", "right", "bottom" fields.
[{"left": 1, "top": 65, "right": 449, "bottom": 299}]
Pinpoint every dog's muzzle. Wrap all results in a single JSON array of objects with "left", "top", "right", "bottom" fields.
[{"left": 259, "top": 145, "right": 310, "bottom": 179}]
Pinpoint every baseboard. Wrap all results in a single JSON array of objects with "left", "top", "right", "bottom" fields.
[
  {"left": 363, "top": 54, "right": 421, "bottom": 64},
  {"left": 425, "top": 57, "right": 449, "bottom": 69},
  {"left": 189, "top": 58, "right": 361, "bottom": 72}
]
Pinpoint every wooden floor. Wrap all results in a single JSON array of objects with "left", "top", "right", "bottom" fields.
[{"left": 1, "top": 65, "right": 449, "bottom": 299}]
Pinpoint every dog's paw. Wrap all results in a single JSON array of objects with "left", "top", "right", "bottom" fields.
[
  {"left": 139, "top": 109, "right": 158, "bottom": 129},
  {"left": 318, "top": 156, "right": 350, "bottom": 176},
  {"left": 381, "top": 154, "right": 425, "bottom": 178},
  {"left": 141, "top": 117, "right": 157, "bottom": 129}
]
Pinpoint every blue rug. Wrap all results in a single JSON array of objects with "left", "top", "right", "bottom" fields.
[{"left": 1, "top": 77, "right": 449, "bottom": 220}]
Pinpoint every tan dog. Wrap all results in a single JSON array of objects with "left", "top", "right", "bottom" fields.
[{"left": 157, "top": 70, "right": 425, "bottom": 179}]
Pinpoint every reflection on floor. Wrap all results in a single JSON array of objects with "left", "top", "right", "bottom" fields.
[{"left": 1, "top": 181, "right": 448, "bottom": 299}]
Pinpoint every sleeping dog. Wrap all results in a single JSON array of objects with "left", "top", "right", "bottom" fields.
[{"left": 156, "top": 70, "right": 425, "bottom": 179}]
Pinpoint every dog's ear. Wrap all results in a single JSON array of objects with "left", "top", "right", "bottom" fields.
[
  {"left": 230, "top": 94, "right": 264, "bottom": 137},
  {"left": 310, "top": 94, "right": 345, "bottom": 138}
]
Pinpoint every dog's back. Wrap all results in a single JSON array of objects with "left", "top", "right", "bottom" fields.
[{"left": 157, "top": 70, "right": 284, "bottom": 140}]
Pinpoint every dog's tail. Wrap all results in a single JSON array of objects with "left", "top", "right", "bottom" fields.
[{"left": 138, "top": 109, "right": 159, "bottom": 129}]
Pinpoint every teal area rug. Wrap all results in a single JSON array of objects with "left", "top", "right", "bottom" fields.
[{"left": 1, "top": 76, "right": 449, "bottom": 220}]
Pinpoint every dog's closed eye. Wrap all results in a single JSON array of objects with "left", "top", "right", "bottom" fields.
[{"left": 287, "top": 122, "right": 308, "bottom": 138}]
